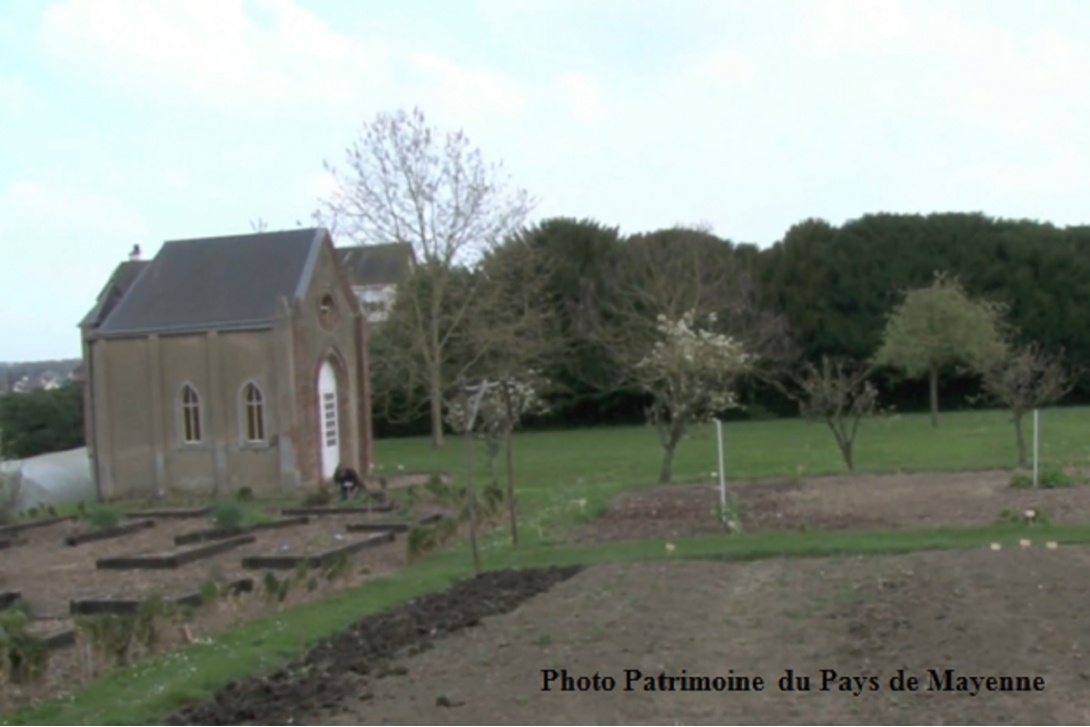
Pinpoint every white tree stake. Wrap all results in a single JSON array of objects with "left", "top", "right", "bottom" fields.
[
  {"left": 1033, "top": 408, "right": 1040, "bottom": 488},
  {"left": 716, "top": 418, "right": 727, "bottom": 512}
]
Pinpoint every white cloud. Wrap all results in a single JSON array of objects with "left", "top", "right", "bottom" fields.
[
  {"left": 39, "top": 0, "right": 390, "bottom": 116},
  {"left": 552, "top": 73, "right": 610, "bottom": 125},
  {"left": 0, "top": 180, "right": 145, "bottom": 240},
  {"left": 401, "top": 53, "right": 534, "bottom": 132},
  {"left": 0, "top": 75, "right": 31, "bottom": 117},
  {"left": 0, "top": 180, "right": 147, "bottom": 339},
  {"left": 299, "top": 169, "right": 338, "bottom": 209}
]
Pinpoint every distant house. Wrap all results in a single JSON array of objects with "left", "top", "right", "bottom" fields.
[
  {"left": 78, "top": 228, "right": 373, "bottom": 500},
  {"left": 335, "top": 243, "right": 415, "bottom": 324}
]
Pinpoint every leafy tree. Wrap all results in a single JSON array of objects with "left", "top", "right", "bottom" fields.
[
  {"left": 0, "top": 384, "right": 85, "bottom": 459},
  {"left": 974, "top": 343, "right": 1079, "bottom": 466},
  {"left": 874, "top": 272, "right": 1008, "bottom": 426},
  {"left": 512, "top": 217, "right": 628, "bottom": 422},
  {"left": 792, "top": 357, "right": 880, "bottom": 471},
  {"left": 315, "top": 107, "right": 535, "bottom": 448}
]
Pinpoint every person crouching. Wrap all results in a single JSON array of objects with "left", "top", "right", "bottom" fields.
[{"left": 333, "top": 464, "right": 363, "bottom": 501}]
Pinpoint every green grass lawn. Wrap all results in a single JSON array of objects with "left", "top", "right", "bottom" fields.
[
  {"left": 377, "top": 405, "right": 1090, "bottom": 547},
  {"left": 7, "top": 405, "right": 1090, "bottom": 725}
]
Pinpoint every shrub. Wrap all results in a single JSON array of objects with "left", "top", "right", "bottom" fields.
[
  {"left": 235, "top": 486, "right": 255, "bottom": 502},
  {"left": 87, "top": 506, "right": 122, "bottom": 530},
  {"left": 210, "top": 500, "right": 248, "bottom": 529}
]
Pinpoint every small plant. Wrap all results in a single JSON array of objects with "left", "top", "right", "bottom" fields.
[
  {"left": 75, "top": 614, "right": 137, "bottom": 669},
  {"left": 1010, "top": 465, "right": 1075, "bottom": 490},
  {"left": 132, "top": 594, "right": 176, "bottom": 654},
  {"left": 76, "top": 500, "right": 87, "bottom": 517},
  {"left": 0, "top": 610, "right": 49, "bottom": 685},
  {"left": 481, "top": 482, "right": 504, "bottom": 516},
  {"left": 198, "top": 579, "right": 221, "bottom": 607},
  {"left": 210, "top": 500, "right": 248, "bottom": 529},
  {"left": 260, "top": 571, "right": 292, "bottom": 606},
  {"left": 1040, "top": 465, "right": 1074, "bottom": 489},
  {"left": 87, "top": 506, "right": 122, "bottom": 530},
  {"left": 235, "top": 486, "right": 255, "bottom": 502},
  {"left": 715, "top": 498, "right": 743, "bottom": 533},
  {"left": 1009, "top": 470, "right": 1033, "bottom": 488},
  {"left": 407, "top": 524, "right": 436, "bottom": 561},
  {"left": 322, "top": 553, "right": 352, "bottom": 584},
  {"left": 292, "top": 560, "right": 311, "bottom": 586},
  {"left": 998, "top": 507, "right": 1050, "bottom": 525}
]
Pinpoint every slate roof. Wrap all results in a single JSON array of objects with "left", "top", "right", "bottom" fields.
[
  {"left": 93, "top": 228, "right": 328, "bottom": 338},
  {"left": 336, "top": 242, "right": 415, "bottom": 287},
  {"left": 79, "top": 260, "right": 151, "bottom": 329}
]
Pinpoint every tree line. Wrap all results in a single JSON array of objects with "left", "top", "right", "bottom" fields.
[{"left": 364, "top": 208, "right": 1090, "bottom": 433}]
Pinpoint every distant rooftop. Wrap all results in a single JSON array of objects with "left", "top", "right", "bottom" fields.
[{"left": 336, "top": 242, "right": 415, "bottom": 287}]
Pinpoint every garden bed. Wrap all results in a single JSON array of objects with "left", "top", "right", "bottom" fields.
[
  {"left": 241, "top": 532, "right": 395, "bottom": 570},
  {"left": 346, "top": 512, "right": 445, "bottom": 533},
  {"left": 0, "top": 535, "right": 26, "bottom": 550},
  {"left": 124, "top": 507, "right": 211, "bottom": 519},
  {"left": 281, "top": 504, "right": 395, "bottom": 516},
  {"left": 70, "top": 578, "right": 256, "bottom": 615},
  {"left": 0, "top": 510, "right": 410, "bottom": 711},
  {"left": 64, "top": 519, "right": 156, "bottom": 547},
  {"left": 173, "top": 516, "right": 311, "bottom": 546},
  {"left": 96, "top": 534, "right": 255, "bottom": 570},
  {"left": 0, "top": 515, "right": 74, "bottom": 537}
]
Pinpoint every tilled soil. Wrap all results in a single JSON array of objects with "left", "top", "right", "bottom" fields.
[
  {"left": 285, "top": 550, "right": 1090, "bottom": 725},
  {"left": 575, "top": 470, "right": 1090, "bottom": 543},
  {"left": 163, "top": 565, "right": 583, "bottom": 726}
]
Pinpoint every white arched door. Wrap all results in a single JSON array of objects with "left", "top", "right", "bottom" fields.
[{"left": 318, "top": 360, "right": 339, "bottom": 480}]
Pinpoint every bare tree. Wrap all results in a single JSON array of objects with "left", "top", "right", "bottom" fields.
[
  {"left": 315, "top": 107, "right": 535, "bottom": 448},
  {"left": 793, "top": 357, "right": 880, "bottom": 472},
  {"left": 974, "top": 343, "right": 1079, "bottom": 467}
]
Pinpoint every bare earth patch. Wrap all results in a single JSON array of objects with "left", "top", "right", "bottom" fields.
[
  {"left": 293, "top": 549, "right": 1090, "bottom": 725},
  {"left": 574, "top": 470, "right": 1090, "bottom": 543}
]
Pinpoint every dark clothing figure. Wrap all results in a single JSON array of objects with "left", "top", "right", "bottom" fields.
[{"left": 333, "top": 464, "right": 363, "bottom": 501}]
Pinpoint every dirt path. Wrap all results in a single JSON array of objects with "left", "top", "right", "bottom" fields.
[{"left": 168, "top": 546, "right": 1090, "bottom": 725}]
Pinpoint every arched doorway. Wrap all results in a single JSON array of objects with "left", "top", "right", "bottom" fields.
[{"left": 317, "top": 359, "right": 339, "bottom": 480}]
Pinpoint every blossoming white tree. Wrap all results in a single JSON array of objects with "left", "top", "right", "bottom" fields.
[{"left": 636, "top": 311, "right": 752, "bottom": 484}]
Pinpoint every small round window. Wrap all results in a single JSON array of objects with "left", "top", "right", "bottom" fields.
[{"left": 318, "top": 293, "right": 336, "bottom": 328}]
